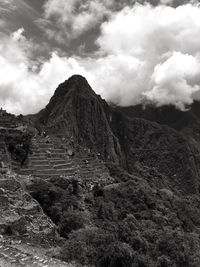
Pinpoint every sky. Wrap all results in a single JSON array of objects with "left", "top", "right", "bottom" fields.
[{"left": 1, "top": 0, "right": 200, "bottom": 114}]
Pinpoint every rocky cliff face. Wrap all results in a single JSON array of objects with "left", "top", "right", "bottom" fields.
[
  {"left": 111, "top": 110, "right": 199, "bottom": 194},
  {"left": 37, "top": 75, "right": 122, "bottom": 164},
  {"left": 36, "top": 75, "right": 200, "bottom": 194},
  {"left": 115, "top": 101, "right": 200, "bottom": 144},
  {"left": 0, "top": 171, "right": 57, "bottom": 243}
]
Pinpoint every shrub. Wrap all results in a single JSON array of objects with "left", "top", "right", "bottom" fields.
[
  {"left": 97, "top": 201, "right": 117, "bottom": 221},
  {"left": 59, "top": 210, "right": 86, "bottom": 238},
  {"left": 60, "top": 240, "right": 90, "bottom": 264},
  {"left": 100, "top": 241, "right": 134, "bottom": 267},
  {"left": 157, "top": 255, "right": 174, "bottom": 267},
  {"left": 61, "top": 227, "right": 115, "bottom": 265}
]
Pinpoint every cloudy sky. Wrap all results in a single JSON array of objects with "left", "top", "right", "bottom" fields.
[{"left": 1, "top": 0, "right": 200, "bottom": 114}]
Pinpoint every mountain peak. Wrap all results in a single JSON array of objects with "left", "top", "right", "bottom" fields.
[
  {"left": 68, "top": 74, "right": 88, "bottom": 83},
  {"left": 59, "top": 75, "right": 94, "bottom": 97}
]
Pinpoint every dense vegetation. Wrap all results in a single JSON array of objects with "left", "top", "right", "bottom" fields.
[
  {"left": 14, "top": 75, "right": 200, "bottom": 266},
  {"left": 5, "top": 132, "right": 32, "bottom": 166},
  {"left": 27, "top": 166, "right": 200, "bottom": 267}
]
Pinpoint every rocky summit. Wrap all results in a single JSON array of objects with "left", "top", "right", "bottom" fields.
[{"left": 1, "top": 75, "right": 200, "bottom": 266}]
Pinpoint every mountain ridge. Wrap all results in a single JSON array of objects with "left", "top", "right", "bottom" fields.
[
  {"left": 34, "top": 74, "right": 200, "bottom": 194},
  {"left": 1, "top": 75, "right": 200, "bottom": 266}
]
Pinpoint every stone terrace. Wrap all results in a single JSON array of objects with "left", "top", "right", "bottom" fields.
[
  {"left": 15, "top": 135, "right": 114, "bottom": 187},
  {"left": 0, "top": 110, "right": 114, "bottom": 187},
  {"left": 0, "top": 238, "right": 73, "bottom": 267},
  {"left": 0, "top": 111, "right": 23, "bottom": 166}
]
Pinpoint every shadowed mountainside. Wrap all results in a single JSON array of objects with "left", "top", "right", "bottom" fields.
[
  {"left": 35, "top": 75, "right": 200, "bottom": 195},
  {"left": 114, "top": 102, "right": 200, "bottom": 142},
  {"left": 37, "top": 75, "right": 122, "bottom": 164},
  {"left": 1, "top": 75, "right": 200, "bottom": 266}
]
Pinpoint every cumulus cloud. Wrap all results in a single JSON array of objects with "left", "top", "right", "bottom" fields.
[
  {"left": 144, "top": 52, "right": 200, "bottom": 109},
  {"left": 2, "top": 3, "right": 200, "bottom": 114},
  {"left": 0, "top": 0, "right": 15, "bottom": 27},
  {"left": 0, "top": 29, "right": 88, "bottom": 114},
  {"left": 42, "top": 0, "right": 114, "bottom": 41},
  {"left": 40, "top": 0, "right": 197, "bottom": 42},
  {"left": 159, "top": 0, "right": 173, "bottom": 5},
  {"left": 92, "top": 3, "right": 200, "bottom": 109},
  {"left": 0, "top": 0, "right": 14, "bottom": 11}
]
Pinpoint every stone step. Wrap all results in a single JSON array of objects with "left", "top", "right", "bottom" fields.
[
  {"left": 74, "top": 157, "right": 99, "bottom": 163},
  {"left": 53, "top": 168, "right": 76, "bottom": 175},
  {"left": 34, "top": 149, "right": 66, "bottom": 154},
  {"left": 35, "top": 169, "right": 58, "bottom": 174},
  {"left": 31, "top": 164, "right": 51, "bottom": 170},
  {"left": 53, "top": 162, "right": 74, "bottom": 169},
  {"left": 33, "top": 145, "right": 55, "bottom": 150},
  {"left": 36, "top": 140, "right": 53, "bottom": 143},
  {"left": 29, "top": 156, "right": 47, "bottom": 160},
  {"left": 79, "top": 170, "right": 108, "bottom": 176},
  {"left": 80, "top": 168, "right": 107, "bottom": 174},
  {"left": 32, "top": 149, "right": 53, "bottom": 153},
  {"left": 34, "top": 145, "right": 64, "bottom": 150},
  {"left": 49, "top": 153, "right": 66, "bottom": 158},
  {"left": 49, "top": 159, "right": 67, "bottom": 164},
  {"left": 19, "top": 168, "right": 35, "bottom": 174},
  {"left": 33, "top": 173, "right": 62, "bottom": 179},
  {"left": 32, "top": 152, "right": 49, "bottom": 157},
  {"left": 78, "top": 162, "right": 105, "bottom": 168},
  {"left": 35, "top": 168, "right": 76, "bottom": 175},
  {"left": 50, "top": 151, "right": 66, "bottom": 155},
  {"left": 32, "top": 152, "right": 66, "bottom": 158},
  {"left": 30, "top": 159, "right": 49, "bottom": 165},
  {"left": 35, "top": 143, "right": 54, "bottom": 148},
  {"left": 30, "top": 158, "right": 69, "bottom": 165}
]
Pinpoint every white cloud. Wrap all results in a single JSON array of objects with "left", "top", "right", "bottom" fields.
[
  {"left": 93, "top": 3, "right": 200, "bottom": 108},
  {"left": 0, "top": 29, "right": 87, "bottom": 114},
  {"left": 2, "top": 3, "right": 200, "bottom": 114},
  {"left": 42, "top": 0, "right": 114, "bottom": 40},
  {"left": 159, "top": 0, "right": 173, "bottom": 5},
  {"left": 0, "top": 0, "right": 14, "bottom": 9},
  {"left": 144, "top": 52, "right": 200, "bottom": 110}
]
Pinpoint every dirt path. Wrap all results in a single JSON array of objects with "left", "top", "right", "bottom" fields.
[{"left": 0, "top": 239, "right": 72, "bottom": 267}]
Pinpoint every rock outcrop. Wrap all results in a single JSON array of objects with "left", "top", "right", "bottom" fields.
[
  {"left": 115, "top": 101, "right": 200, "bottom": 144},
  {"left": 37, "top": 75, "right": 121, "bottom": 164},
  {"left": 0, "top": 171, "right": 57, "bottom": 243},
  {"left": 35, "top": 75, "right": 200, "bottom": 195},
  {"left": 1, "top": 75, "right": 200, "bottom": 266},
  {"left": 111, "top": 111, "right": 199, "bottom": 194}
]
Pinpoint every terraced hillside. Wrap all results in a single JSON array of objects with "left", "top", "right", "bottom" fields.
[
  {"left": 0, "top": 110, "right": 76, "bottom": 266},
  {"left": 14, "top": 135, "right": 114, "bottom": 188},
  {"left": 0, "top": 111, "right": 22, "bottom": 169},
  {"left": 0, "top": 240, "right": 70, "bottom": 267},
  {"left": 2, "top": 75, "right": 200, "bottom": 266}
]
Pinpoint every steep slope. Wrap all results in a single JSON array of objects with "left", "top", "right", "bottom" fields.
[
  {"left": 115, "top": 101, "right": 200, "bottom": 143},
  {"left": 37, "top": 75, "right": 121, "bottom": 164},
  {"left": 2, "top": 75, "right": 200, "bottom": 266},
  {"left": 35, "top": 75, "right": 200, "bottom": 195},
  {"left": 111, "top": 110, "right": 199, "bottom": 194},
  {"left": 0, "top": 171, "right": 57, "bottom": 243}
]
